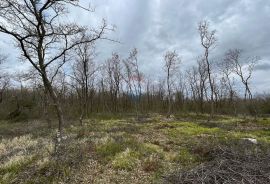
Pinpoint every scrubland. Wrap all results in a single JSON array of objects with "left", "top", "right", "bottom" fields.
[{"left": 0, "top": 114, "right": 270, "bottom": 183}]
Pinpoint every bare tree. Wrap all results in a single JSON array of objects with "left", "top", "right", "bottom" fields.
[
  {"left": 0, "top": 77, "right": 9, "bottom": 104},
  {"left": 186, "top": 68, "right": 197, "bottom": 108},
  {"left": 225, "top": 49, "right": 259, "bottom": 116},
  {"left": 105, "top": 53, "right": 122, "bottom": 112},
  {"left": 72, "top": 42, "right": 96, "bottom": 125},
  {"left": 0, "top": 0, "right": 111, "bottom": 138},
  {"left": 175, "top": 72, "right": 186, "bottom": 111},
  {"left": 164, "top": 51, "right": 181, "bottom": 117},
  {"left": 123, "top": 48, "right": 143, "bottom": 117},
  {"left": 198, "top": 20, "right": 217, "bottom": 118},
  {"left": 212, "top": 74, "right": 226, "bottom": 112},
  {"left": 186, "top": 63, "right": 207, "bottom": 113},
  {"left": 0, "top": 53, "right": 9, "bottom": 104},
  {"left": 219, "top": 53, "right": 237, "bottom": 114}
]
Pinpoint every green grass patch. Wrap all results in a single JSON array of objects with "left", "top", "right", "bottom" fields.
[
  {"left": 96, "top": 140, "right": 125, "bottom": 160},
  {"left": 166, "top": 122, "right": 220, "bottom": 137},
  {"left": 256, "top": 118, "right": 270, "bottom": 126},
  {"left": 95, "top": 134, "right": 141, "bottom": 162},
  {"left": 111, "top": 148, "right": 139, "bottom": 170},
  {"left": 141, "top": 143, "right": 164, "bottom": 158},
  {"left": 173, "top": 148, "right": 198, "bottom": 166}
]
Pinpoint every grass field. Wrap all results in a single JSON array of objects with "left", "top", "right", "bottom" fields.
[{"left": 0, "top": 114, "right": 270, "bottom": 183}]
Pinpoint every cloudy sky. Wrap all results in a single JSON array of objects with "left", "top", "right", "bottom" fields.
[{"left": 1, "top": 0, "right": 270, "bottom": 93}]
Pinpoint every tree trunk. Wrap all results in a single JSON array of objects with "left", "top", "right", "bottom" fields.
[
  {"left": 0, "top": 91, "right": 3, "bottom": 104},
  {"left": 205, "top": 49, "right": 214, "bottom": 119},
  {"left": 167, "top": 68, "right": 171, "bottom": 117},
  {"left": 43, "top": 89, "right": 52, "bottom": 129},
  {"left": 42, "top": 73, "right": 64, "bottom": 138}
]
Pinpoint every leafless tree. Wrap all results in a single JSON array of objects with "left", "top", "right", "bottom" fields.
[
  {"left": 123, "top": 48, "right": 143, "bottom": 117},
  {"left": 225, "top": 49, "right": 259, "bottom": 116},
  {"left": 145, "top": 76, "right": 153, "bottom": 110},
  {"left": 186, "top": 68, "right": 196, "bottom": 103},
  {"left": 72, "top": 42, "right": 96, "bottom": 125},
  {"left": 186, "top": 65, "right": 206, "bottom": 113},
  {"left": 105, "top": 53, "right": 122, "bottom": 112},
  {"left": 212, "top": 74, "right": 226, "bottom": 112},
  {"left": 0, "top": 0, "right": 111, "bottom": 138},
  {"left": 175, "top": 72, "right": 186, "bottom": 111},
  {"left": 0, "top": 78, "right": 9, "bottom": 104},
  {"left": 164, "top": 50, "right": 181, "bottom": 117},
  {"left": 157, "top": 78, "right": 166, "bottom": 111},
  {"left": 219, "top": 53, "right": 237, "bottom": 114},
  {"left": 225, "top": 49, "right": 258, "bottom": 101},
  {"left": 0, "top": 53, "right": 9, "bottom": 104},
  {"left": 198, "top": 20, "right": 217, "bottom": 118}
]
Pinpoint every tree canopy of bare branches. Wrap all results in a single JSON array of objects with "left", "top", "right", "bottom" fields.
[
  {"left": 0, "top": 0, "right": 111, "bottom": 137},
  {"left": 225, "top": 49, "right": 259, "bottom": 101},
  {"left": 164, "top": 50, "right": 181, "bottom": 117}
]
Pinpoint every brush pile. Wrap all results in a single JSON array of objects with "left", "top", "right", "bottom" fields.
[{"left": 164, "top": 141, "right": 270, "bottom": 184}]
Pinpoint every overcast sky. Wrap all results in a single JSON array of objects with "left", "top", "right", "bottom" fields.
[{"left": 1, "top": 0, "right": 270, "bottom": 94}]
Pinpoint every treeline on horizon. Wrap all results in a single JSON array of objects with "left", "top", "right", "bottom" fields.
[
  {"left": 0, "top": 83, "right": 270, "bottom": 121},
  {"left": 1, "top": 45, "right": 270, "bottom": 123}
]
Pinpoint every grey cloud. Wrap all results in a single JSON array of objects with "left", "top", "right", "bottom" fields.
[
  {"left": 1, "top": 0, "right": 270, "bottom": 91},
  {"left": 93, "top": 0, "right": 270, "bottom": 92},
  {"left": 254, "top": 63, "right": 270, "bottom": 71}
]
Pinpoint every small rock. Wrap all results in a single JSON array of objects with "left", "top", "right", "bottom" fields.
[{"left": 241, "top": 138, "right": 258, "bottom": 144}]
